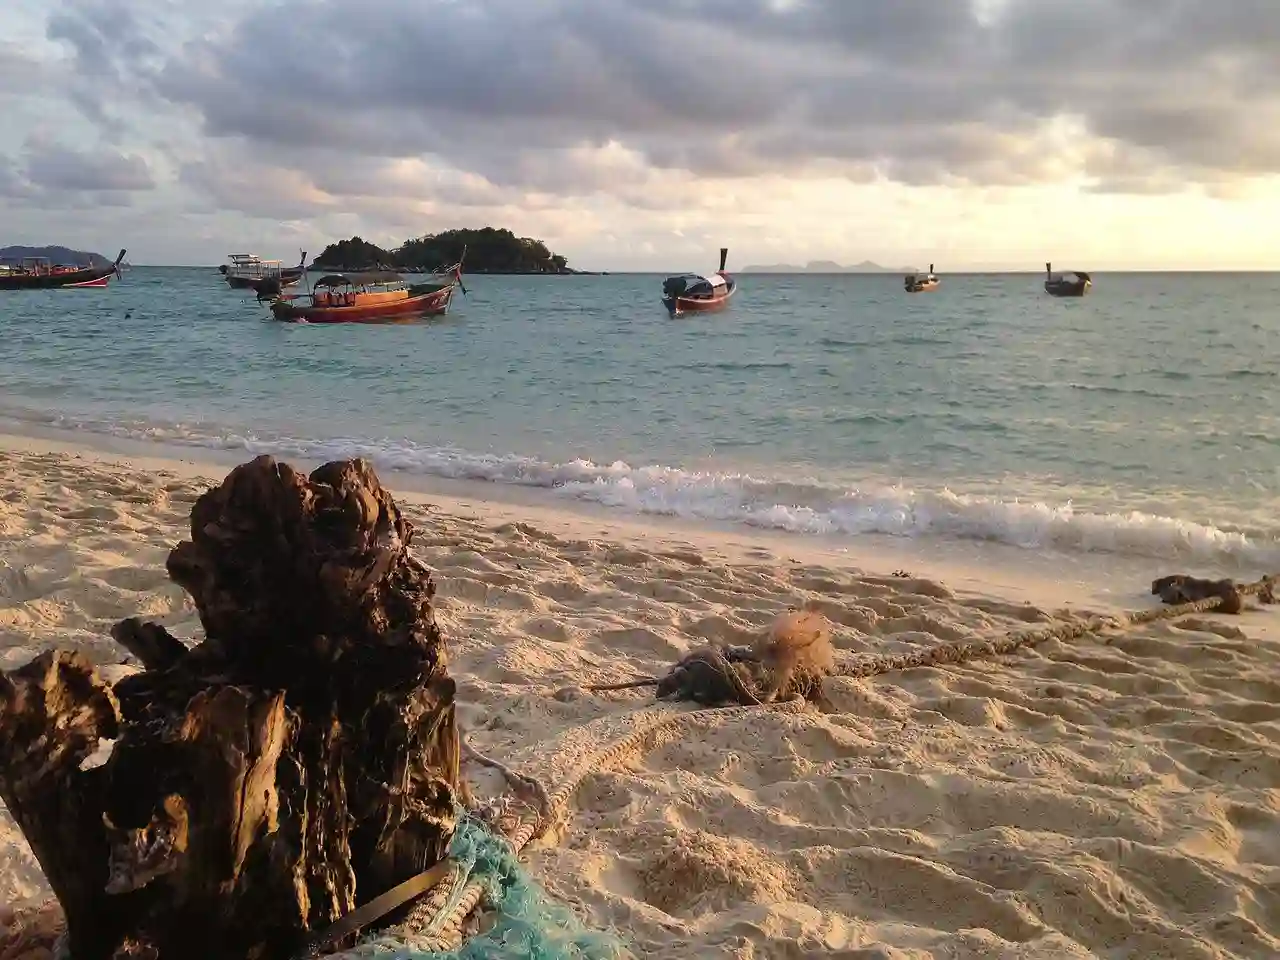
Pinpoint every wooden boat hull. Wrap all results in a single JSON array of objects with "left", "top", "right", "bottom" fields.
[
  {"left": 270, "top": 283, "right": 455, "bottom": 323},
  {"left": 65, "top": 276, "right": 110, "bottom": 288},
  {"left": 237, "top": 269, "right": 305, "bottom": 293},
  {"left": 1045, "top": 280, "right": 1091, "bottom": 297},
  {"left": 905, "top": 280, "right": 939, "bottom": 293},
  {"left": 0, "top": 264, "right": 117, "bottom": 290},
  {"left": 662, "top": 281, "right": 737, "bottom": 316}
]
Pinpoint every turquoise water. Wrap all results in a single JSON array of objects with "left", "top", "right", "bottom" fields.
[{"left": 2, "top": 266, "right": 1278, "bottom": 566}]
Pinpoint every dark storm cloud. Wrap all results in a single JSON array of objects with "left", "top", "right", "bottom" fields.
[
  {"left": 44, "top": 0, "right": 167, "bottom": 133},
  {"left": 0, "top": 137, "right": 154, "bottom": 205},
  {"left": 46, "top": 2, "right": 158, "bottom": 81},
  {"left": 46, "top": 0, "right": 1280, "bottom": 199},
  {"left": 0, "top": 156, "right": 30, "bottom": 198},
  {"left": 23, "top": 141, "right": 154, "bottom": 191}
]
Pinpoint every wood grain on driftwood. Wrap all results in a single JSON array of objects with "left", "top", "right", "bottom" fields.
[{"left": 0, "top": 456, "right": 460, "bottom": 959}]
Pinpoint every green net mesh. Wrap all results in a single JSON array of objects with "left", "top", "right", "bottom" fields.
[{"left": 331, "top": 816, "right": 631, "bottom": 960}]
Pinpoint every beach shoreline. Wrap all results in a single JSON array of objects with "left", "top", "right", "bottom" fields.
[
  {"left": 0, "top": 426, "right": 1219, "bottom": 616},
  {"left": 4, "top": 435, "right": 1280, "bottom": 957}
]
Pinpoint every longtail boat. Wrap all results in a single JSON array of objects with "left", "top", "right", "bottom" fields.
[
  {"left": 904, "top": 263, "right": 939, "bottom": 293},
  {"left": 661, "top": 247, "right": 736, "bottom": 316},
  {"left": 1044, "top": 262, "right": 1091, "bottom": 297},
  {"left": 0, "top": 249, "right": 125, "bottom": 290},
  {"left": 220, "top": 251, "right": 307, "bottom": 291},
  {"left": 268, "top": 263, "right": 465, "bottom": 324}
]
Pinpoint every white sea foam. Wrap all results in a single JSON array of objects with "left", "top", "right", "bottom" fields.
[{"left": 18, "top": 408, "right": 1278, "bottom": 570}]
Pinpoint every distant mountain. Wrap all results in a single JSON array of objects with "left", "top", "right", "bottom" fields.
[
  {"left": 741, "top": 259, "right": 918, "bottom": 274},
  {"left": 0, "top": 245, "right": 110, "bottom": 267}
]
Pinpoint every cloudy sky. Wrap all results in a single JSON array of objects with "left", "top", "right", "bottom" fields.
[{"left": 2, "top": 0, "right": 1279, "bottom": 270}]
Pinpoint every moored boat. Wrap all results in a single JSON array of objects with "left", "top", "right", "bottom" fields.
[
  {"left": 1044, "top": 262, "right": 1091, "bottom": 297},
  {"left": 268, "top": 265, "right": 463, "bottom": 324},
  {"left": 661, "top": 247, "right": 736, "bottom": 316},
  {"left": 0, "top": 249, "right": 125, "bottom": 290},
  {"left": 904, "top": 264, "right": 939, "bottom": 293},
  {"left": 220, "top": 251, "right": 307, "bottom": 291}
]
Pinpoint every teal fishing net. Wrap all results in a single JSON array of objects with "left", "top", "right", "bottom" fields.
[{"left": 335, "top": 815, "right": 630, "bottom": 960}]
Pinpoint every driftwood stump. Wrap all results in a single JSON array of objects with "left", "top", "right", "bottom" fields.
[{"left": 0, "top": 456, "right": 460, "bottom": 959}]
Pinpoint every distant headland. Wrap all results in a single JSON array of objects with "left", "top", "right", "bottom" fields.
[
  {"left": 741, "top": 260, "right": 918, "bottom": 274},
  {"left": 0, "top": 245, "right": 112, "bottom": 267},
  {"left": 312, "top": 227, "right": 593, "bottom": 275}
]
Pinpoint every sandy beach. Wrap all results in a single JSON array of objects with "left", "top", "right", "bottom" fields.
[{"left": 3, "top": 438, "right": 1280, "bottom": 958}]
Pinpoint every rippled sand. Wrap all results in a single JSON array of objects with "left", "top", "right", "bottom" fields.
[{"left": 3, "top": 445, "right": 1279, "bottom": 958}]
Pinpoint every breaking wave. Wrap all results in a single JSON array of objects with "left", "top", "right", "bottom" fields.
[{"left": 12, "top": 406, "right": 1278, "bottom": 570}]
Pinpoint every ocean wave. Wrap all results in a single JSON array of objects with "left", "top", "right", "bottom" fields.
[{"left": 16, "top": 407, "right": 1279, "bottom": 569}]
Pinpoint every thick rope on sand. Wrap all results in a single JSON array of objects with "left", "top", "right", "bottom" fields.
[
  {"left": 834, "top": 588, "right": 1252, "bottom": 678},
  {"left": 387, "top": 576, "right": 1274, "bottom": 952},
  {"left": 384, "top": 700, "right": 809, "bottom": 952},
  {"left": 15, "top": 565, "right": 1269, "bottom": 958},
  {"left": 21, "top": 580, "right": 1262, "bottom": 957}
]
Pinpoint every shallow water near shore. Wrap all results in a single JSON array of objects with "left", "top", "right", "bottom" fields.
[{"left": 1, "top": 267, "right": 1278, "bottom": 568}]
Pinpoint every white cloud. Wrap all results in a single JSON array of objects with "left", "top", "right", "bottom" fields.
[{"left": 1, "top": 0, "right": 1279, "bottom": 268}]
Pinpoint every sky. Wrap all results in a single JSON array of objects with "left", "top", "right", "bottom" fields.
[{"left": 2, "top": 0, "right": 1280, "bottom": 271}]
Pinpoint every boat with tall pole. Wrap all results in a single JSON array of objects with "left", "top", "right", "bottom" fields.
[
  {"left": 267, "top": 254, "right": 467, "bottom": 324},
  {"left": 0, "top": 249, "right": 126, "bottom": 290},
  {"left": 904, "top": 264, "right": 939, "bottom": 293},
  {"left": 219, "top": 251, "right": 308, "bottom": 291},
  {"left": 661, "top": 247, "right": 737, "bottom": 316},
  {"left": 1044, "top": 262, "right": 1092, "bottom": 297}
]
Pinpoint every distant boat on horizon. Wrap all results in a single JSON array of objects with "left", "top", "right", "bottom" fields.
[
  {"left": 904, "top": 263, "right": 939, "bottom": 293},
  {"left": 1044, "top": 262, "right": 1092, "bottom": 297}
]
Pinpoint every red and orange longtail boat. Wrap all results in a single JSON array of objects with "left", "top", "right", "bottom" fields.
[
  {"left": 268, "top": 263, "right": 465, "bottom": 324},
  {"left": 661, "top": 247, "right": 736, "bottom": 317}
]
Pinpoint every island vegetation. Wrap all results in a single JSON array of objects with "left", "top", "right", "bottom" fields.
[
  {"left": 0, "top": 245, "right": 111, "bottom": 267},
  {"left": 312, "top": 227, "right": 581, "bottom": 274}
]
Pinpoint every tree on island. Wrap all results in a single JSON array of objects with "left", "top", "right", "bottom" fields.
[
  {"left": 312, "top": 228, "right": 572, "bottom": 274},
  {"left": 0, "top": 245, "right": 112, "bottom": 267}
]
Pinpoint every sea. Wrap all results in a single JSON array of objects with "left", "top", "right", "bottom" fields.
[{"left": 1, "top": 267, "right": 1278, "bottom": 571}]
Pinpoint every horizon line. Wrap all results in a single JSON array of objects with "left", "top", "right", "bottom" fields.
[{"left": 126, "top": 264, "right": 1280, "bottom": 274}]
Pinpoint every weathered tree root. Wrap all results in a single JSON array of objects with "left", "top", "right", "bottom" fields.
[{"left": 0, "top": 456, "right": 460, "bottom": 960}]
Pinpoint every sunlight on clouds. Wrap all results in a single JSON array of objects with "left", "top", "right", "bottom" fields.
[{"left": 3, "top": 0, "right": 1280, "bottom": 268}]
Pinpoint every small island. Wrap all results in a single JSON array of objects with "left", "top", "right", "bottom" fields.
[
  {"left": 0, "top": 245, "right": 112, "bottom": 267},
  {"left": 312, "top": 227, "right": 585, "bottom": 274}
]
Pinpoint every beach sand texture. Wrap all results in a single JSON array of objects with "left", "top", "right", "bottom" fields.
[{"left": 3, "top": 447, "right": 1280, "bottom": 958}]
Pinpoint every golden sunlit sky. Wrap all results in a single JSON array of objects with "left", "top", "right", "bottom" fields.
[{"left": 3, "top": 0, "right": 1279, "bottom": 270}]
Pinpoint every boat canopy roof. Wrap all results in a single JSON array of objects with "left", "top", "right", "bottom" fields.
[
  {"left": 667, "top": 272, "right": 727, "bottom": 289},
  {"left": 314, "top": 271, "right": 404, "bottom": 287}
]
